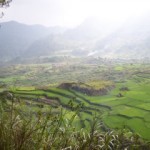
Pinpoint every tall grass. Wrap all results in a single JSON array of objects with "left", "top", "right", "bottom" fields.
[{"left": 0, "top": 91, "right": 150, "bottom": 150}]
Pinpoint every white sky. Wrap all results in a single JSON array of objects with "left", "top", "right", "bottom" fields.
[{"left": 1, "top": 0, "right": 150, "bottom": 27}]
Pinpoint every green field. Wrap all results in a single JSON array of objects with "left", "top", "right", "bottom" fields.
[{"left": 0, "top": 59, "right": 150, "bottom": 140}]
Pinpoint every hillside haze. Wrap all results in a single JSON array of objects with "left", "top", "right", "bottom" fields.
[
  {"left": 0, "top": 21, "right": 66, "bottom": 61},
  {"left": 0, "top": 13, "right": 150, "bottom": 61},
  {"left": 95, "top": 14, "right": 150, "bottom": 58}
]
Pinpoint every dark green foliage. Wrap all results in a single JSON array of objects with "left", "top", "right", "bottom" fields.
[{"left": 0, "top": 0, "right": 12, "bottom": 8}]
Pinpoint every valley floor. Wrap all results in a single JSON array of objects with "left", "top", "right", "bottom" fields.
[{"left": 0, "top": 58, "right": 150, "bottom": 140}]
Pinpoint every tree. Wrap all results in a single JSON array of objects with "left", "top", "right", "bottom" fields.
[
  {"left": 0, "top": 0, "right": 12, "bottom": 18},
  {"left": 0, "top": 0, "right": 12, "bottom": 7}
]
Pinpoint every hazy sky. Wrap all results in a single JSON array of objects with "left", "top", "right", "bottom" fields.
[{"left": 1, "top": 0, "right": 150, "bottom": 27}]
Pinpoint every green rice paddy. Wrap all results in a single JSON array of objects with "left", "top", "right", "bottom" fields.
[
  {"left": 1, "top": 61, "right": 150, "bottom": 140},
  {"left": 11, "top": 75, "right": 150, "bottom": 140}
]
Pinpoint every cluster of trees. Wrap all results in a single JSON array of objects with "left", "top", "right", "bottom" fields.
[
  {"left": 0, "top": 0, "right": 11, "bottom": 7},
  {"left": 0, "top": 0, "right": 12, "bottom": 18}
]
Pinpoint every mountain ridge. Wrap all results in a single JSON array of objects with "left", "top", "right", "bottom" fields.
[{"left": 0, "top": 14, "right": 150, "bottom": 61}]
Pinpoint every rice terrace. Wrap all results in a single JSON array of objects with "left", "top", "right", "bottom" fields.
[
  {"left": 1, "top": 58, "right": 150, "bottom": 140},
  {"left": 1, "top": 0, "right": 150, "bottom": 149}
]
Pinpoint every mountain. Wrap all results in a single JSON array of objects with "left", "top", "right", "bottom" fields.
[
  {"left": 94, "top": 14, "right": 150, "bottom": 58},
  {"left": 25, "top": 17, "right": 119, "bottom": 58},
  {"left": 24, "top": 33, "right": 85, "bottom": 58},
  {"left": 0, "top": 14, "right": 150, "bottom": 61},
  {"left": 0, "top": 21, "right": 66, "bottom": 61},
  {"left": 63, "top": 17, "right": 119, "bottom": 41}
]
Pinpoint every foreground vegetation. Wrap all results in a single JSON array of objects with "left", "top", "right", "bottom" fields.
[{"left": 1, "top": 91, "right": 150, "bottom": 150}]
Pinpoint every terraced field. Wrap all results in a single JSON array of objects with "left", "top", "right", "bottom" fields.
[
  {"left": 11, "top": 74, "right": 150, "bottom": 140},
  {"left": 0, "top": 60, "right": 150, "bottom": 140}
]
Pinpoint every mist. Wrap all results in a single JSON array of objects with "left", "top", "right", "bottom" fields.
[{"left": 1, "top": 0, "right": 150, "bottom": 27}]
